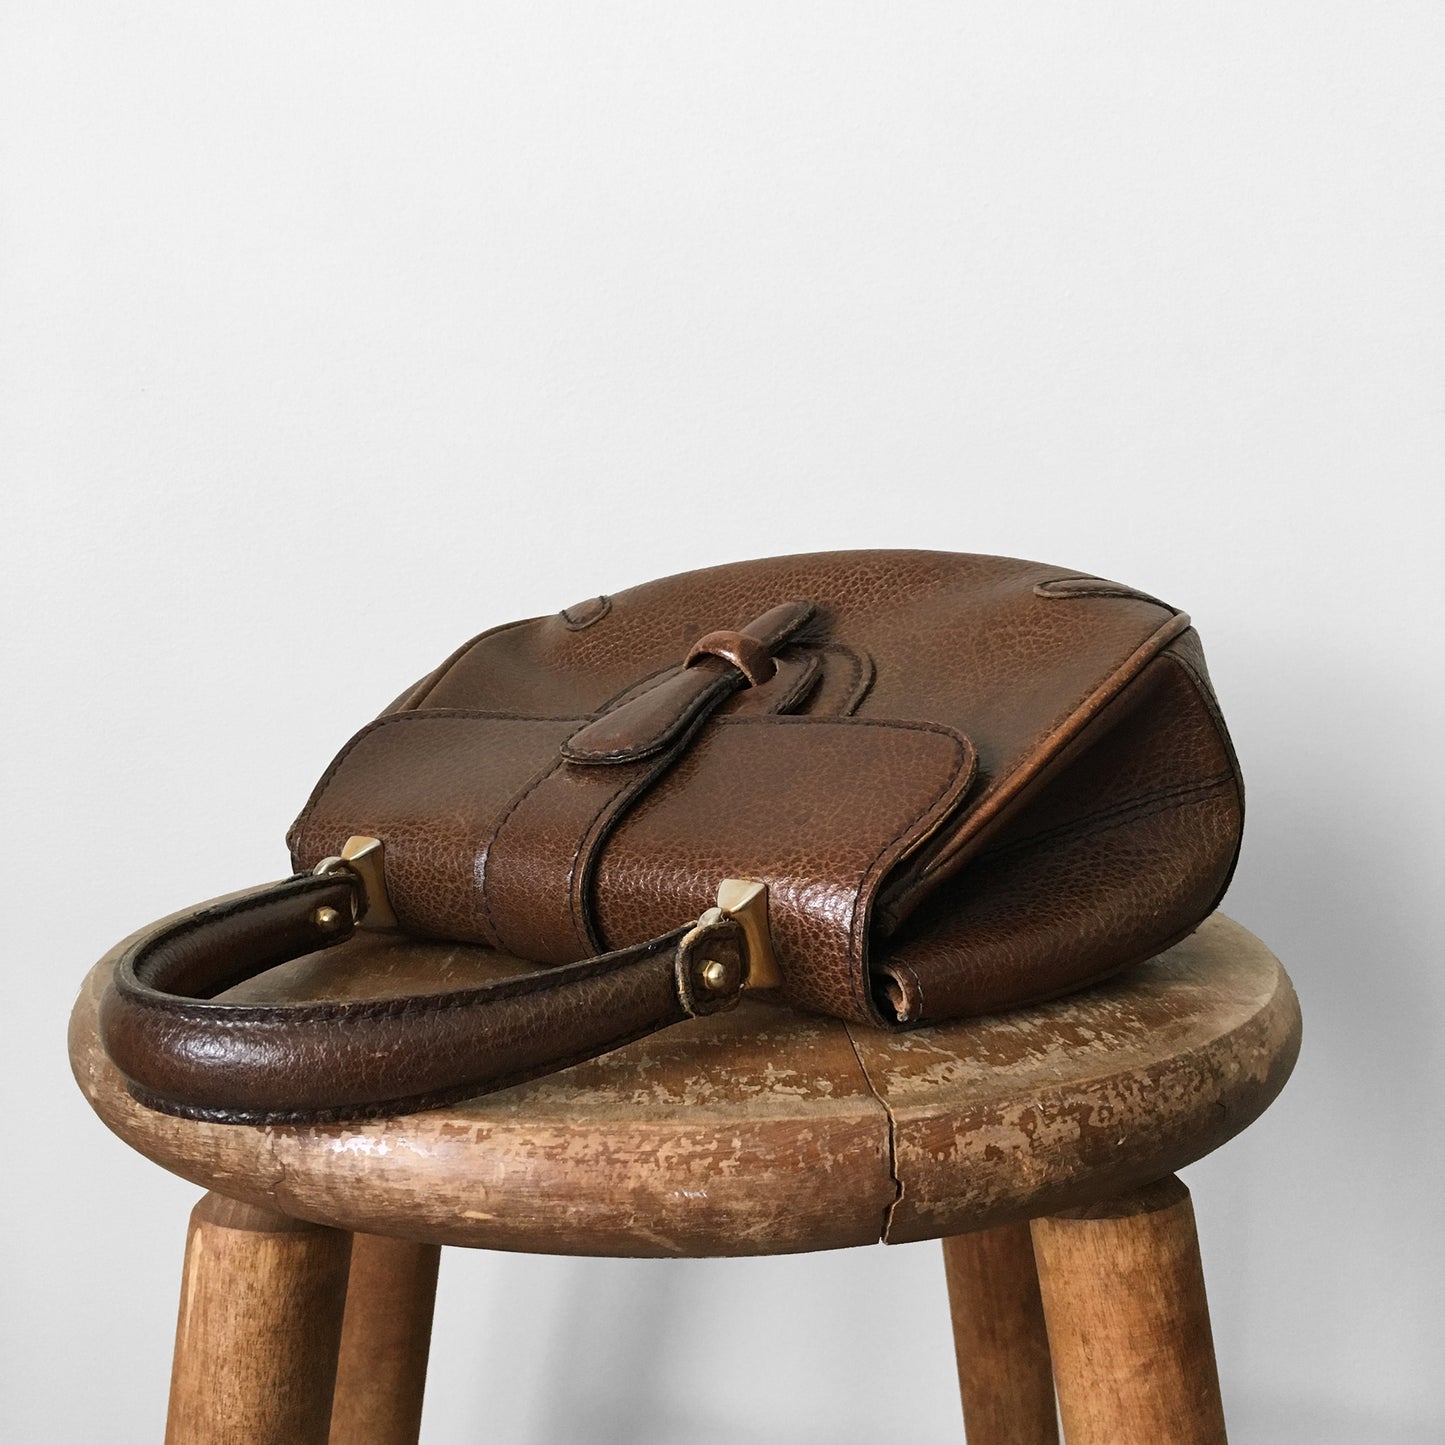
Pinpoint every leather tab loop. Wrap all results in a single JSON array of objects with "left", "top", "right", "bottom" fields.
[{"left": 686, "top": 630, "right": 775, "bottom": 685}]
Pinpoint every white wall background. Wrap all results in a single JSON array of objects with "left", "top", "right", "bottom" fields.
[{"left": 4, "top": 4, "right": 1442, "bottom": 1441}]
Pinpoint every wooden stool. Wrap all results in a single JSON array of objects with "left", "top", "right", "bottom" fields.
[{"left": 69, "top": 909, "right": 1300, "bottom": 1445}]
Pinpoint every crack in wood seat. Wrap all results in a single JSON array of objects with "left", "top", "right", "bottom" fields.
[{"left": 69, "top": 910, "right": 1299, "bottom": 1258}]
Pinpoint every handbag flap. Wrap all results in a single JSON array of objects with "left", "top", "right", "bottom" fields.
[{"left": 287, "top": 709, "right": 976, "bottom": 1019}]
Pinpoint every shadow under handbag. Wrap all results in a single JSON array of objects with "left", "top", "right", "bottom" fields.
[{"left": 99, "top": 549, "right": 1244, "bottom": 1124}]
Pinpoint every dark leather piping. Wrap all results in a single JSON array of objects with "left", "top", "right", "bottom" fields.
[{"left": 100, "top": 873, "right": 744, "bottom": 1124}]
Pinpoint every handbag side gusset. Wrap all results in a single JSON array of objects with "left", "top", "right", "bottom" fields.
[{"left": 876, "top": 624, "right": 1244, "bottom": 1024}]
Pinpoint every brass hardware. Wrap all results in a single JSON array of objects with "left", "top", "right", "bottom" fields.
[
  {"left": 715, "top": 878, "right": 782, "bottom": 990},
  {"left": 700, "top": 959, "right": 731, "bottom": 991},
  {"left": 312, "top": 905, "right": 345, "bottom": 934},
  {"left": 312, "top": 834, "right": 399, "bottom": 930}
]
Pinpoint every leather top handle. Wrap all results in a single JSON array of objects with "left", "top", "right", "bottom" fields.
[{"left": 99, "top": 852, "right": 752, "bottom": 1125}]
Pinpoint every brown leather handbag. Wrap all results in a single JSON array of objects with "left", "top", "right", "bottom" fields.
[{"left": 99, "top": 549, "right": 1243, "bottom": 1124}]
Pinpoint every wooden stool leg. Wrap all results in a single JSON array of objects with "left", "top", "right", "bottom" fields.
[
  {"left": 1030, "top": 1176, "right": 1227, "bottom": 1445},
  {"left": 941, "top": 1223, "right": 1059, "bottom": 1444},
  {"left": 327, "top": 1234, "right": 441, "bottom": 1445},
  {"left": 166, "top": 1193, "right": 352, "bottom": 1445}
]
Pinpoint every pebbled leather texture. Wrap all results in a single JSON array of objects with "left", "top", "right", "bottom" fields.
[
  {"left": 98, "top": 549, "right": 1245, "bottom": 1121},
  {"left": 100, "top": 874, "right": 745, "bottom": 1123}
]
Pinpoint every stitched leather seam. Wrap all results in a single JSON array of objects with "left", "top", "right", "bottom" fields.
[
  {"left": 1165, "top": 647, "right": 1215, "bottom": 713},
  {"left": 562, "top": 666, "right": 736, "bottom": 764},
  {"left": 1033, "top": 576, "right": 1172, "bottom": 608},
  {"left": 756, "top": 601, "right": 816, "bottom": 647},
  {"left": 976, "top": 773, "right": 1234, "bottom": 861},
  {"left": 845, "top": 728, "right": 972, "bottom": 1019},
  {"left": 1162, "top": 647, "right": 1244, "bottom": 804},
  {"left": 565, "top": 760, "right": 652, "bottom": 951},
  {"left": 708, "top": 714, "right": 965, "bottom": 739},
  {"left": 564, "top": 756, "right": 668, "bottom": 953},
  {"left": 824, "top": 642, "right": 861, "bottom": 702},
  {"left": 477, "top": 751, "right": 572, "bottom": 951},
  {"left": 976, "top": 780, "right": 1233, "bottom": 865},
  {"left": 124, "top": 876, "right": 344, "bottom": 990},
  {"left": 987, "top": 610, "right": 1190, "bottom": 801},
  {"left": 743, "top": 649, "right": 822, "bottom": 714},
  {"left": 590, "top": 661, "right": 683, "bottom": 717},
  {"left": 848, "top": 651, "right": 877, "bottom": 715},
  {"left": 779, "top": 652, "right": 824, "bottom": 712},
  {"left": 124, "top": 929, "right": 685, "bottom": 1023},
  {"left": 567, "top": 760, "right": 622, "bottom": 950},
  {"left": 561, "top": 595, "right": 611, "bottom": 630},
  {"left": 817, "top": 642, "right": 876, "bottom": 715},
  {"left": 1160, "top": 644, "right": 1246, "bottom": 906},
  {"left": 904, "top": 610, "right": 1193, "bottom": 896}
]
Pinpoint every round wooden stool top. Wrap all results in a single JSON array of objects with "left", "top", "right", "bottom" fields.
[{"left": 69, "top": 910, "right": 1299, "bottom": 1258}]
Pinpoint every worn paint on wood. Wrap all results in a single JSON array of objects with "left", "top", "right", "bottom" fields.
[
  {"left": 70, "top": 912, "right": 1298, "bottom": 1257},
  {"left": 850, "top": 914, "right": 1301, "bottom": 1243}
]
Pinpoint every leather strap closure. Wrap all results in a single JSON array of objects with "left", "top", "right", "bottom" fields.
[
  {"left": 562, "top": 599, "right": 815, "bottom": 765},
  {"left": 490, "top": 600, "right": 816, "bottom": 956},
  {"left": 99, "top": 869, "right": 752, "bottom": 1124}
]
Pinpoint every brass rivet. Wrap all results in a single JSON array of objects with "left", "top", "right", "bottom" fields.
[
  {"left": 700, "top": 959, "right": 730, "bottom": 991},
  {"left": 313, "top": 905, "right": 345, "bottom": 934}
]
